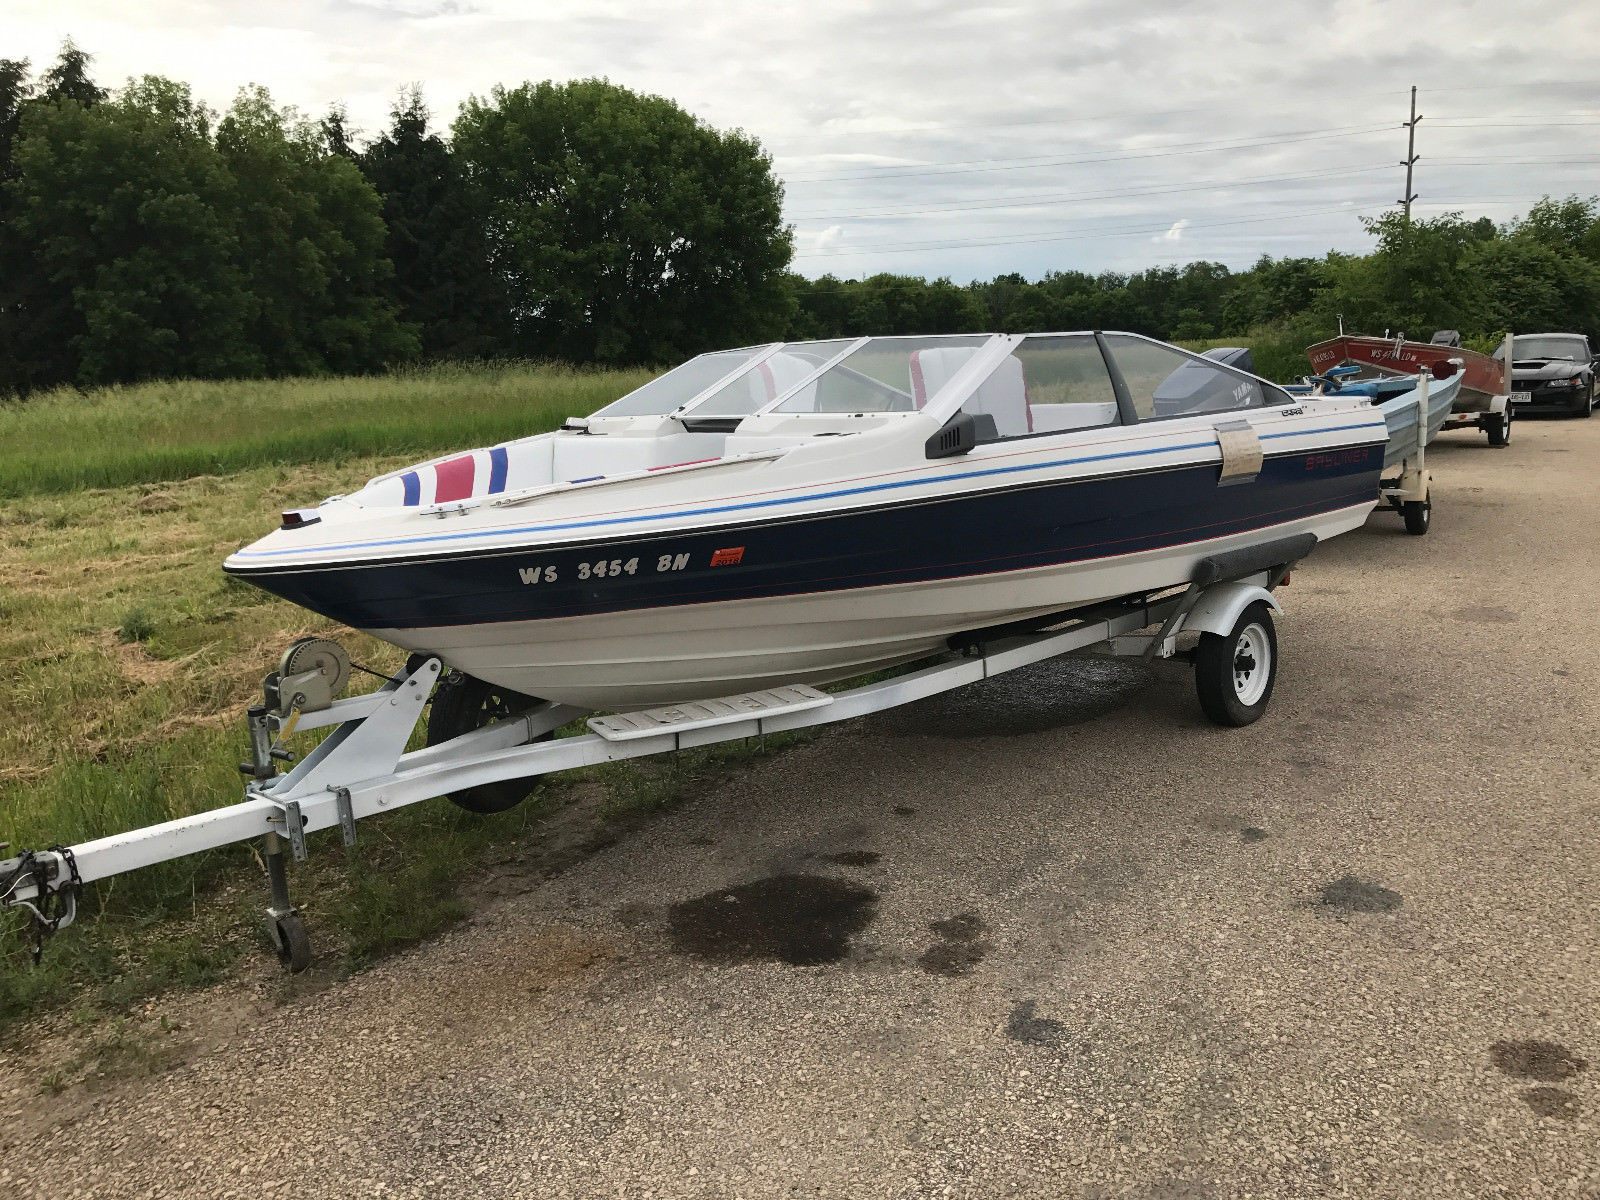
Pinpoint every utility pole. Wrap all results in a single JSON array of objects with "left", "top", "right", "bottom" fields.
[{"left": 1400, "top": 85, "right": 1421, "bottom": 224}]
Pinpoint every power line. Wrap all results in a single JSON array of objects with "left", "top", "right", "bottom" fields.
[
  {"left": 785, "top": 162, "right": 1396, "bottom": 223},
  {"left": 794, "top": 202, "right": 1388, "bottom": 259},
  {"left": 781, "top": 122, "right": 1398, "bottom": 185}
]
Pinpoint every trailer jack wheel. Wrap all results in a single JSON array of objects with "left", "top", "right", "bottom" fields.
[
  {"left": 1403, "top": 498, "right": 1431, "bottom": 536},
  {"left": 268, "top": 912, "right": 312, "bottom": 973}
]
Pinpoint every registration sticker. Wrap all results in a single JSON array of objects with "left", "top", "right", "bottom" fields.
[{"left": 710, "top": 546, "right": 745, "bottom": 567}]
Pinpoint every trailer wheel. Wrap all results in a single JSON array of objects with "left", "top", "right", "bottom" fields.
[
  {"left": 426, "top": 672, "right": 548, "bottom": 814},
  {"left": 1486, "top": 409, "right": 1511, "bottom": 447},
  {"left": 1194, "top": 601, "right": 1277, "bottom": 727},
  {"left": 1402, "top": 498, "right": 1431, "bottom": 535},
  {"left": 269, "top": 913, "right": 312, "bottom": 973}
]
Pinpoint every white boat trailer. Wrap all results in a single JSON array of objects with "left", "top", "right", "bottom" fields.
[{"left": 1, "top": 539, "right": 1312, "bottom": 972}]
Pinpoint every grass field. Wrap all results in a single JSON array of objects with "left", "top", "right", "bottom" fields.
[
  {"left": 0, "top": 361, "right": 652, "bottom": 498},
  {"left": 0, "top": 361, "right": 805, "bottom": 1031}
]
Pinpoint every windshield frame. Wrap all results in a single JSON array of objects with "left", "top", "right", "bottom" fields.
[
  {"left": 1514, "top": 334, "right": 1589, "bottom": 362},
  {"left": 759, "top": 333, "right": 1006, "bottom": 419},
  {"left": 588, "top": 343, "right": 779, "bottom": 421}
]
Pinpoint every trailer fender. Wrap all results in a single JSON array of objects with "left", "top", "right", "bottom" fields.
[{"left": 1180, "top": 583, "right": 1281, "bottom": 639}]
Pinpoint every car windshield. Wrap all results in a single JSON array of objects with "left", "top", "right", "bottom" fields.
[
  {"left": 1514, "top": 335, "right": 1587, "bottom": 362},
  {"left": 774, "top": 335, "right": 992, "bottom": 414},
  {"left": 590, "top": 345, "right": 773, "bottom": 417}
]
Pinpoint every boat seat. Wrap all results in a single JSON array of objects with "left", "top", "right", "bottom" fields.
[{"left": 910, "top": 348, "right": 1033, "bottom": 438}]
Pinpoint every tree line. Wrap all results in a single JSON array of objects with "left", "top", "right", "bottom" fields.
[{"left": 2, "top": 42, "right": 1597, "bottom": 397}]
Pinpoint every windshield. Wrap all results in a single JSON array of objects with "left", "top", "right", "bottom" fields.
[
  {"left": 1514, "top": 335, "right": 1587, "bottom": 362},
  {"left": 774, "top": 335, "right": 992, "bottom": 414},
  {"left": 688, "top": 340, "right": 857, "bottom": 416},
  {"left": 590, "top": 345, "right": 773, "bottom": 417}
]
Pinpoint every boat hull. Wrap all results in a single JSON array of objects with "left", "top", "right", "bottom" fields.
[{"left": 228, "top": 443, "right": 1384, "bottom": 710}]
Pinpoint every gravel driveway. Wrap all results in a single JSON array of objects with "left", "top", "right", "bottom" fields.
[{"left": 3, "top": 416, "right": 1597, "bottom": 1199}]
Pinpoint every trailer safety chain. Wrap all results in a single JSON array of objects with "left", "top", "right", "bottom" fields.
[{"left": 0, "top": 846, "right": 82, "bottom": 963}]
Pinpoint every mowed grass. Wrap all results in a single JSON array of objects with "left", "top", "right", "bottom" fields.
[
  {"left": 0, "top": 362, "right": 803, "bottom": 1033},
  {"left": 0, "top": 361, "right": 652, "bottom": 498}
]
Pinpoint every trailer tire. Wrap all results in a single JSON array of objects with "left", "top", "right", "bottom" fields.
[
  {"left": 1403, "top": 498, "right": 1430, "bottom": 536},
  {"left": 426, "top": 672, "right": 549, "bottom": 814},
  {"left": 1194, "top": 601, "right": 1277, "bottom": 728},
  {"left": 1486, "top": 410, "right": 1510, "bottom": 447},
  {"left": 270, "top": 913, "right": 312, "bottom": 973}
]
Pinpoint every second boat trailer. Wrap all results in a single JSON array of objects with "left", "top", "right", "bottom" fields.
[{"left": 1, "top": 536, "right": 1314, "bottom": 971}]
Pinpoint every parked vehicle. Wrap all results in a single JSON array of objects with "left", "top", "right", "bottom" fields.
[{"left": 1506, "top": 333, "right": 1597, "bottom": 418}]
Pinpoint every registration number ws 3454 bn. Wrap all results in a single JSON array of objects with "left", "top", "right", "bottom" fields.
[{"left": 518, "top": 552, "right": 697, "bottom": 586}]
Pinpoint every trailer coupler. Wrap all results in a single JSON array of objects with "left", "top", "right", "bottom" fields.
[{"left": 0, "top": 845, "right": 81, "bottom": 962}]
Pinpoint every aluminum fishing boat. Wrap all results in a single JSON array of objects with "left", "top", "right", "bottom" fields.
[{"left": 224, "top": 332, "right": 1389, "bottom": 711}]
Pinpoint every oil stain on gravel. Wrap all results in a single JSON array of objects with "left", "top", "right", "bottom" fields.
[
  {"left": 1005, "top": 1000, "right": 1065, "bottom": 1046},
  {"left": 1490, "top": 1039, "right": 1588, "bottom": 1081},
  {"left": 1318, "top": 874, "right": 1402, "bottom": 913},
  {"left": 1240, "top": 826, "right": 1268, "bottom": 844},
  {"left": 1520, "top": 1087, "right": 1582, "bottom": 1119},
  {"left": 875, "top": 658, "right": 1149, "bottom": 738},
  {"left": 667, "top": 874, "right": 877, "bottom": 967},
  {"left": 918, "top": 911, "right": 991, "bottom": 977},
  {"left": 824, "top": 850, "right": 881, "bottom": 867}
]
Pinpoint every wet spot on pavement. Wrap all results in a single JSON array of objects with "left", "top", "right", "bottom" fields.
[
  {"left": 824, "top": 850, "right": 881, "bottom": 867},
  {"left": 1240, "top": 827, "right": 1268, "bottom": 843},
  {"left": 611, "top": 901, "right": 657, "bottom": 929},
  {"left": 1005, "top": 1000, "right": 1065, "bottom": 1046},
  {"left": 1319, "top": 875, "right": 1402, "bottom": 913},
  {"left": 918, "top": 910, "right": 991, "bottom": 976},
  {"left": 874, "top": 658, "right": 1150, "bottom": 738},
  {"left": 688, "top": 835, "right": 716, "bottom": 847},
  {"left": 892, "top": 805, "right": 917, "bottom": 817},
  {"left": 929, "top": 912, "right": 987, "bottom": 941},
  {"left": 919, "top": 940, "right": 988, "bottom": 977},
  {"left": 667, "top": 874, "right": 877, "bottom": 967},
  {"left": 1452, "top": 605, "right": 1517, "bottom": 625},
  {"left": 1521, "top": 1087, "right": 1581, "bottom": 1119},
  {"left": 1490, "top": 1039, "right": 1588, "bottom": 1081}
]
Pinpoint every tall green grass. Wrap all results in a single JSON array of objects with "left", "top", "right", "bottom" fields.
[{"left": 0, "top": 361, "right": 652, "bottom": 497}]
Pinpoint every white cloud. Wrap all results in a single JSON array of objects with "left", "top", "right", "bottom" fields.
[
  {"left": 7, "top": 0, "right": 1600, "bottom": 281},
  {"left": 811, "top": 225, "right": 846, "bottom": 252}
]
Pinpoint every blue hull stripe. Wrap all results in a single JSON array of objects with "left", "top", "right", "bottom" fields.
[
  {"left": 228, "top": 444, "right": 1384, "bottom": 632},
  {"left": 233, "top": 420, "right": 1383, "bottom": 562}
]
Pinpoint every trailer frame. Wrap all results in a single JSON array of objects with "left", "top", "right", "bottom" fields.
[{"left": 2, "top": 548, "right": 1308, "bottom": 971}]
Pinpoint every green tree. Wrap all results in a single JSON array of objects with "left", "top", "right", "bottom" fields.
[
  {"left": 8, "top": 76, "right": 258, "bottom": 386},
  {"left": 360, "top": 88, "right": 508, "bottom": 358},
  {"left": 454, "top": 78, "right": 792, "bottom": 363},
  {"left": 38, "top": 39, "right": 105, "bottom": 107},
  {"left": 215, "top": 86, "right": 415, "bottom": 374}
]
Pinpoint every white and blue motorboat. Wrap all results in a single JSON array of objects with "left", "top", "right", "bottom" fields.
[
  {"left": 1286, "top": 362, "right": 1463, "bottom": 469},
  {"left": 225, "top": 332, "right": 1390, "bottom": 712}
]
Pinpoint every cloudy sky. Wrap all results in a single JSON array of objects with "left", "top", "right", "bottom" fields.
[{"left": 6, "top": 0, "right": 1600, "bottom": 282}]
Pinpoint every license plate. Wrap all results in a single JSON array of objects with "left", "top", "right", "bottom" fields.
[{"left": 1511, "top": 391, "right": 1532, "bottom": 404}]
